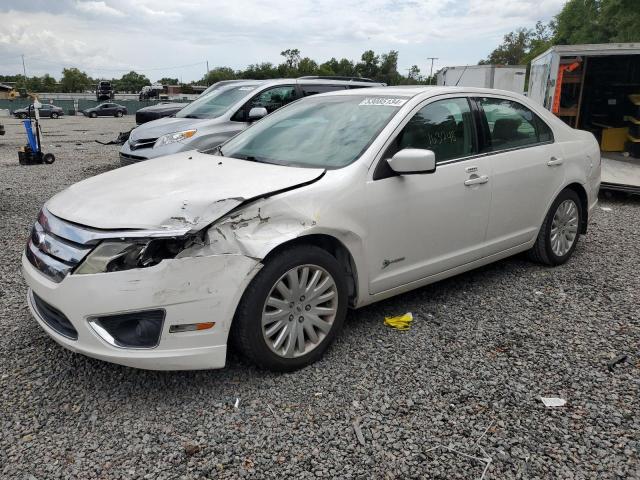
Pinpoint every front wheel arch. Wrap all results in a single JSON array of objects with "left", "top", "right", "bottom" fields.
[{"left": 261, "top": 234, "right": 359, "bottom": 308}]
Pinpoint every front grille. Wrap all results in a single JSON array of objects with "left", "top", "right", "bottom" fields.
[
  {"left": 26, "top": 209, "right": 93, "bottom": 283},
  {"left": 31, "top": 291, "right": 78, "bottom": 340},
  {"left": 129, "top": 138, "right": 157, "bottom": 150},
  {"left": 119, "top": 152, "right": 148, "bottom": 165}
]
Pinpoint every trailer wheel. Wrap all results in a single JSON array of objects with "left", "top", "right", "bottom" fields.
[{"left": 43, "top": 153, "right": 56, "bottom": 164}]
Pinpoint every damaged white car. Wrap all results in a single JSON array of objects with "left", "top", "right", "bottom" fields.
[{"left": 22, "top": 86, "right": 600, "bottom": 371}]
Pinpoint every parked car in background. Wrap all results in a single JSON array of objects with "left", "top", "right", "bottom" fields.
[
  {"left": 82, "top": 103, "right": 128, "bottom": 118},
  {"left": 13, "top": 104, "right": 64, "bottom": 119},
  {"left": 0, "top": 123, "right": 4, "bottom": 135},
  {"left": 134, "top": 80, "right": 256, "bottom": 125},
  {"left": 23, "top": 86, "right": 600, "bottom": 372},
  {"left": 120, "top": 77, "right": 383, "bottom": 165}
]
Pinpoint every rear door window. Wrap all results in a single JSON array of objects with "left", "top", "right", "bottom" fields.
[{"left": 477, "top": 97, "right": 553, "bottom": 152}]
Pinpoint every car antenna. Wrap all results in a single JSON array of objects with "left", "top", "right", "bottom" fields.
[{"left": 454, "top": 65, "right": 469, "bottom": 86}]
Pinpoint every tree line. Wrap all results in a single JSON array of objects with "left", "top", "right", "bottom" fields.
[
  {"left": 479, "top": 0, "right": 640, "bottom": 66},
  {"left": 0, "top": 49, "right": 431, "bottom": 93}
]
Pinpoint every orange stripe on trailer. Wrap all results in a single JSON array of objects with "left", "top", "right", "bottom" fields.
[{"left": 552, "top": 62, "right": 581, "bottom": 114}]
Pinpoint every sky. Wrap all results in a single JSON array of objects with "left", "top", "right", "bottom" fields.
[{"left": 0, "top": 0, "right": 566, "bottom": 83}]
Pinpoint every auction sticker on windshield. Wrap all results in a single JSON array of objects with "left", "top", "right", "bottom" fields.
[{"left": 359, "top": 97, "right": 407, "bottom": 106}]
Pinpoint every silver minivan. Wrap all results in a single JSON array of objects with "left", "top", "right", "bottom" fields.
[{"left": 120, "top": 77, "right": 383, "bottom": 165}]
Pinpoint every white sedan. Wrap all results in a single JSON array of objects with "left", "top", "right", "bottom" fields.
[{"left": 22, "top": 86, "right": 601, "bottom": 371}]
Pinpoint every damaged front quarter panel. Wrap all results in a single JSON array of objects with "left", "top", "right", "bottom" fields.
[{"left": 178, "top": 200, "right": 320, "bottom": 261}]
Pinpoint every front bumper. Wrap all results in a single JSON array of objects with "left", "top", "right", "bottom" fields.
[
  {"left": 22, "top": 252, "right": 260, "bottom": 370},
  {"left": 119, "top": 138, "right": 187, "bottom": 165}
]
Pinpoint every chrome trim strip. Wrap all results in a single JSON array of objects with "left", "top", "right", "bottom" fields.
[
  {"left": 87, "top": 310, "right": 166, "bottom": 350},
  {"left": 32, "top": 222, "right": 91, "bottom": 263},
  {"left": 25, "top": 239, "right": 72, "bottom": 283},
  {"left": 40, "top": 208, "right": 190, "bottom": 244}
]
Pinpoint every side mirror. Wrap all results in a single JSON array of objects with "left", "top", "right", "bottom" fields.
[
  {"left": 248, "top": 107, "right": 268, "bottom": 122},
  {"left": 388, "top": 148, "right": 436, "bottom": 174}
]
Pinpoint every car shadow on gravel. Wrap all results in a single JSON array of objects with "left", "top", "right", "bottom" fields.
[{"left": 35, "top": 253, "right": 545, "bottom": 394}]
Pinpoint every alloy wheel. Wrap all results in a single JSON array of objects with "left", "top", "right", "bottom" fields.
[
  {"left": 261, "top": 264, "right": 338, "bottom": 358},
  {"left": 550, "top": 199, "right": 579, "bottom": 257}
]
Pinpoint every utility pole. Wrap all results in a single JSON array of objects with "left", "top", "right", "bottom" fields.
[
  {"left": 426, "top": 57, "right": 438, "bottom": 85},
  {"left": 21, "top": 54, "right": 27, "bottom": 79},
  {"left": 206, "top": 60, "right": 209, "bottom": 73}
]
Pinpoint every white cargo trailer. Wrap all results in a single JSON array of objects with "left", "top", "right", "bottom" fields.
[
  {"left": 528, "top": 43, "right": 640, "bottom": 193},
  {"left": 436, "top": 65, "right": 526, "bottom": 93}
]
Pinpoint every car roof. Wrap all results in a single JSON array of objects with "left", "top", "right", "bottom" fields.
[
  {"left": 319, "top": 85, "right": 527, "bottom": 99},
  {"left": 229, "top": 78, "right": 386, "bottom": 88}
]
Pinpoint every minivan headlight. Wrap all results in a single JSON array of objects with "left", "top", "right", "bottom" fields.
[
  {"left": 153, "top": 129, "right": 197, "bottom": 148},
  {"left": 75, "top": 237, "right": 194, "bottom": 275}
]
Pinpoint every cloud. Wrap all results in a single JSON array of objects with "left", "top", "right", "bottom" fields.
[
  {"left": 0, "top": 0, "right": 566, "bottom": 81},
  {"left": 75, "top": 1, "right": 125, "bottom": 17}
]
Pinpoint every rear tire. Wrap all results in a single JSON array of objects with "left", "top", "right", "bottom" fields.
[
  {"left": 43, "top": 153, "right": 55, "bottom": 164},
  {"left": 231, "top": 245, "right": 348, "bottom": 372},
  {"left": 528, "top": 189, "right": 582, "bottom": 266}
]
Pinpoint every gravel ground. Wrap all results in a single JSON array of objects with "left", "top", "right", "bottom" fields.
[{"left": 0, "top": 116, "right": 638, "bottom": 479}]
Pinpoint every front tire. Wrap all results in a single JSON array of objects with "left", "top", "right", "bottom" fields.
[
  {"left": 529, "top": 189, "right": 582, "bottom": 266},
  {"left": 51, "top": 112, "right": 59, "bottom": 119},
  {"left": 232, "top": 245, "right": 348, "bottom": 371},
  {"left": 90, "top": 112, "right": 97, "bottom": 118}
]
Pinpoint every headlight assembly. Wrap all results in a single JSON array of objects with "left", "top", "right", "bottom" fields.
[
  {"left": 75, "top": 236, "right": 197, "bottom": 275},
  {"left": 153, "top": 129, "right": 197, "bottom": 148}
]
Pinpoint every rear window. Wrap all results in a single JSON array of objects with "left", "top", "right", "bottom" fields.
[{"left": 300, "top": 85, "right": 346, "bottom": 96}]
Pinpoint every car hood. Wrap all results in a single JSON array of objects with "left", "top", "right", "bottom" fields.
[
  {"left": 139, "top": 103, "right": 188, "bottom": 114},
  {"left": 45, "top": 151, "right": 324, "bottom": 232},
  {"left": 129, "top": 117, "right": 208, "bottom": 141}
]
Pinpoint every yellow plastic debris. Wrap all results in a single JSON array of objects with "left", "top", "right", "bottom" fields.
[{"left": 383, "top": 312, "right": 413, "bottom": 330}]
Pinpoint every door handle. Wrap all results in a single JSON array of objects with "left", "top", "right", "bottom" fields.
[
  {"left": 464, "top": 175, "right": 489, "bottom": 186},
  {"left": 547, "top": 157, "right": 564, "bottom": 166}
]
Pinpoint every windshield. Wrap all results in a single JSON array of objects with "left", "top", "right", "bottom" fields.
[
  {"left": 176, "top": 84, "right": 257, "bottom": 119},
  {"left": 218, "top": 95, "right": 405, "bottom": 168}
]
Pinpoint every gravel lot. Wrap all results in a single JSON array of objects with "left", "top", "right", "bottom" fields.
[{"left": 1, "top": 116, "right": 638, "bottom": 479}]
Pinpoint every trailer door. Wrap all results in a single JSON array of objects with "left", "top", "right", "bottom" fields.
[{"left": 528, "top": 50, "right": 556, "bottom": 109}]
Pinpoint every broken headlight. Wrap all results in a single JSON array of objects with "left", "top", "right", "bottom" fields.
[
  {"left": 153, "top": 129, "right": 197, "bottom": 148},
  {"left": 75, "top": 237, "right": 196, "bottom": 275}
]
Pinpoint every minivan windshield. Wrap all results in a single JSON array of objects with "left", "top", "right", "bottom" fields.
[
  {"left": 218, "top": 95, "right": 405, "bottom": 168},
  {"left": 176, "top": 84, "right": 258, "bottom": 119}
]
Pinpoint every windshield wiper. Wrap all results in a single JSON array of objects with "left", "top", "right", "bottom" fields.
[{"left": 184, "top": 114, "right": 200, "bottom": 119}]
